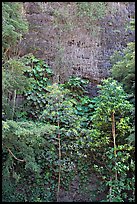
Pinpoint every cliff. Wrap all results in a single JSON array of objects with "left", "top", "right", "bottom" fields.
[{"left": 20, "top": 2, "right": 135, "bottom": 85}]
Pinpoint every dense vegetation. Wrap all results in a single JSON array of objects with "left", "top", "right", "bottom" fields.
[{"left": 2, "top": 2, "right": 135, "bottom": 202}]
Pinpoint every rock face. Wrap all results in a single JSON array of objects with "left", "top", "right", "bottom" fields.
[{"left": 20, "top": 2, "right": 135, "bottom": 83}]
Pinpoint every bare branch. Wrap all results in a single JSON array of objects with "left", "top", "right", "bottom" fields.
[
  {"left": 7, "top": 147, "right": 25, "bottom": 162},
  {"left": 2, "top": 144, "right": 25, "bottom": 162}
]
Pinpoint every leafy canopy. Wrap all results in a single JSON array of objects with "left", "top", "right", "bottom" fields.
[
  {"left": 91, "top": 78, "right": 133, "bottom": 142},
  {"left": 2, "top": 2, "right": 28, "bottom": 57},
  {"left": 111, "top": 42, "right": 135, "bottom": 95}
]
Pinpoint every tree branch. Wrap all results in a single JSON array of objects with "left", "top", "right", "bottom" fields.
[
  {"left": 7, "top": 147, "right": 25, "bottom": 162},
  {"left": 2, "top": 144, "right": 25, "bottom": 162}
]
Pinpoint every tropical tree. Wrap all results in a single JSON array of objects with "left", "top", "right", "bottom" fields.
[
  {"left": 110, "top": 19, "right": 135, "bottom": 104},
  {"left": 111, "top": 42, "right": 135, "bottom": 97},
  {"left": 2, "top": 2, "right": 28, "bottom": 59},
  {"left": 90, "top": 78, "right": 134, "bottom": 202}
]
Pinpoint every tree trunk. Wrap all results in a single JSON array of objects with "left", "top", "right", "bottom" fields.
[
  {"left": 109, "top": 177, "right": 112, "bottom": 202},
  {"left": 111, "top": 111, "right": 117, "bottom": 180},
  {"left": 57, "top": 118, "right": 61, "bottom": 202},
  {"left": 12, "top": 90, "right": 16, "bottom": 120}
]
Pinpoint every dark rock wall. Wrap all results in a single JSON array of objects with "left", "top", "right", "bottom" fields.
[
  {"left": 98, "top": 2, "right": 135, "bottom": 79},
  {"left": 20, "top": 2, "right": 135, "bottom": 83}
]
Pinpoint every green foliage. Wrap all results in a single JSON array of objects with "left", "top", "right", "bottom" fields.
[
  {"left": 77, "top": 2, "right": 107, "bottom": 20},
  {"left": 2, "top": 119, "right": 58, "bottom": 202},
  {"left": 92, "top": 78, "right": 133, "bottom": 139},
  {"left": 40, "top": 83, "right": 79, "bottom": 125},
  {"left": 2, "top": 2, "right": 135, "bottom": 202},
  {"left": 2, "top": 84, "right": 92, "bottom": 201},
  {"left": 76, "top": 2, "right": 113, "bottom": 35},
  {"left": 101, "top": 145, "right": 135, "bottom": 202},
  {"left": 2, "top": 3, "right": 29, "bottom": 120},
  {"left": 22, "top": 54, "right": 53, "bottom": 119},
  {"left": 2, "top": 78, "right": 135, "bottom": 202},
  {"left": 2, "top": 2, "right": 28, "bottom": 58},
  {"left": 111, "top": 42, "right": 135, "bottom": 97},
  {"left": 89, "top": 78, "right": 135, "bottom": 202},
  {"left": 75, "top": 96, "right": 94, "bottom": 128},
  {"left": 110, "top": 36, "right": 135, "bottom": 146},
  {"left": 91, "top": 78, "right": 133, "bottom": 144},
  {"left": 126, "top": 18, "right": 135, "bottom": 32},
  {"left": 39, "top": 83, "right": 101, "bottom": 198},
  {"left": 63, "top": 76, "right": 89, "bottom": 97},
  {"left": 3, "top": 58, "right": 30, "bottom": 94},
  {"left": 2, "top": 57, "right": 32, "bottom": 120}
]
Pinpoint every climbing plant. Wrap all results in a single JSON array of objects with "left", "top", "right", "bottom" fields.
[
  {"left": 22, "top": 54, "right": 53, "bottom": 119},
  {"left": 2, "top": 2, "right": 135, "bottom": 202},
  {"left": 40, "top": 84, "right": 80, "bottom": 200},
  {"left": 40, "top": 83, "right": 99, "bottom": 201},
  {"left": 2, "top": 83, "right": 94, "bottom": 202},
  {"left": 63, "top": 76, "right": 94, "bottom": 128},
  {"left": 2, "top": 77, "right": 135, "bottom": 202},
  {"left": 63, "top": 76, "right": 89, "bottom": 97}
]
